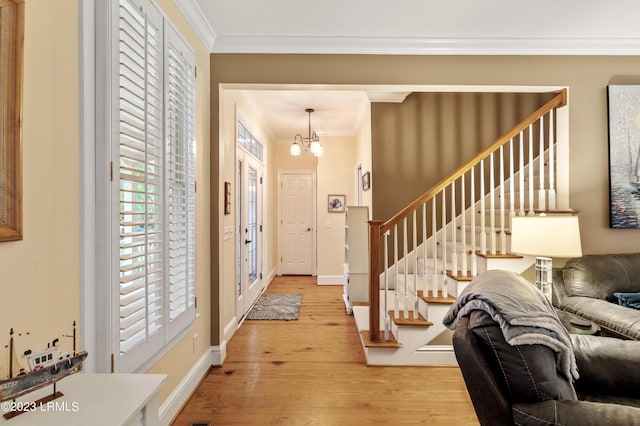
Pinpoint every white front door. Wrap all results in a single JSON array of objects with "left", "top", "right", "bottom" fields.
[
  {"left": 237, "top": 152, "right": 264, "bottom": 319},
  {"left": 280, "top": 172, "right": 315, "bottom": 275}
]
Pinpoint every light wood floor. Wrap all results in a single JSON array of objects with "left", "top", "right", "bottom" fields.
[{"left": 172, "top": 276, "right": 478, "bottom": 425}]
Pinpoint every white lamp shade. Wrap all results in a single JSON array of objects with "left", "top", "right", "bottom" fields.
[{"left": 510, "top": 215, "right": 583, "bottom": 258}]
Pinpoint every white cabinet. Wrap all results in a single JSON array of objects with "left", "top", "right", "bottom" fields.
[
  {"left": 343, "top": 206, "right": 369, "bottom": 314},
  {"left": 1, "top": 374, "right": 166, "bottom": 426}
]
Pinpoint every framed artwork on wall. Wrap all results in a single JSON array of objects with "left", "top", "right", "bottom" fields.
[
  {"left": 607, "top": 85, "right": 640, "bottom": 228},
  {"left": 0, "top": 0, "right": 24, "bottom": 242},
  {"left": 328, "top": 194, "right": 346, "bottom": 213},
  {"left": 362, "top": 171, "right": 371, "bottom": 191},
  {"left": 224, "top": 181, "right": 231, "bottom": 215}
]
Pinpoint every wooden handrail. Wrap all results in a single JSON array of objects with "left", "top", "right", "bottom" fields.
[{"left": 380, "top": 89, "right": 567, "bottom": 234}]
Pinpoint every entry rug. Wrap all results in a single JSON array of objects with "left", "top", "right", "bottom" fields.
[{"left": 246, "top": 294, "right": 302, "bottom": 321}]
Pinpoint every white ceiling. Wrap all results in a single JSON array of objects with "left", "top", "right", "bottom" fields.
[
  {"left": 173, "top": 0, "right": 640, "bottom": 144},
  {"left": 177, "top": 0, "right": 640, "bottom": 55},
  {"left": 245, "top": 90, "right": 370, "bottom": 144}
]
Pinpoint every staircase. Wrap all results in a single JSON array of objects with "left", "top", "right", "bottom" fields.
[{"left": 354, "top": 89, "right": 569, "bottom": 365}]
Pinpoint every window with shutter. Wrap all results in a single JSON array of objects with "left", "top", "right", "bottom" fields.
[
  {"left": 166, "top": 26, "right": 196, "bottom": 335},
  {"left": 111, "top": 0, "right": 196, "bottom": 373}
]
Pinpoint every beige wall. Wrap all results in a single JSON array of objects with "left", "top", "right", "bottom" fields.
[
  {"left": 218, "top": 89, "right": 278, "bottom": 339},
  {"left": 0, "top": 0, "right": 80, "bottom": 358},
  {"left": 317, "top": 136, "right": 357, "bottom": 278}
]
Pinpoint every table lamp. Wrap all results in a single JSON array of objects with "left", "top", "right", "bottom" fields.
[{"left": 510, "top": 213, "right": 583, "bottom": 301}]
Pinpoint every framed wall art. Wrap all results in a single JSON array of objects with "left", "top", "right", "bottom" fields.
[
  {"left": 224, "top": 181, "right": 231, "bottom": 215},
  {"left": 362, "top": 171, "right": 371, "bottom": 191},
  {"left": 328, "top": 194, "right": 346, "bottom": 213},
  {"left": 607, "top": 85, "right": 640, "bottom": 228},
  {"left": 0, "top": 0, "right": 25, "bottom": 242}
]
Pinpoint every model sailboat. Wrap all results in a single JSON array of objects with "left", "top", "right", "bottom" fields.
[{"left": 0, "top": 323, "right": 87, "bottom": 403}]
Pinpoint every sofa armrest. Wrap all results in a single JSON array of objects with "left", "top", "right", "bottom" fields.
[
  {"left": 513, "top": 400, "right": 640, "bottom": 425},
  {"left": 571, "top": 334, "right": 640, "bottom": 398}
]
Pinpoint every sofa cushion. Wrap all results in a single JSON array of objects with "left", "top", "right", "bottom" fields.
[
  {"left": 562, "top": 254, "right": 640, "bottom": 301},
  {"left": 561, "top": 297, "right": 640, "bottom": 340}
]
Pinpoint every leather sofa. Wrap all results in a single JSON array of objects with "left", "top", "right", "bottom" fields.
[
  {"left": 446, "top": 270, "right": 640, "bottom": 425},
  {"left": 453, "top": 312, "right": 640, "bottom": 425},
  {"left": 552, "top": 253, "right": 640, "bottom": 340}
]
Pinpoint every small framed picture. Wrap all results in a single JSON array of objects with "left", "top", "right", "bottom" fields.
[
  {"left": 362, "top": 171, "right": 371, "bottom": 191},
  {"left": 328, "top": 194, "right": 346, "bottom": 213},
  {"left": 224, "top": 181, "right": 231, "bottom": 215}
]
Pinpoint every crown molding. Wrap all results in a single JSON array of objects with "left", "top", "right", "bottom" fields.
[
  {"left": 211, "top": 35, "right": 640, "bottom": 55},
  {"left": 367, "top": 92, "right": 411, "bottom": 103},
  {"left": 173, "top": 0, "right": 216, "bottom": 51}
]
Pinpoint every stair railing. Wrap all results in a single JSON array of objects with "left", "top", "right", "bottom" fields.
[{"left": 367, "top": 89, "right": 567, "bottom": 342}]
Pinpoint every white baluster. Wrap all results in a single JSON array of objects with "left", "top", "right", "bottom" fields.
[
  {"left": 432, "top": 199, "right": 438, "bottom": 297},
  {"left": 470, "top": 166, "right": 477, "bottom": 276},
  {"left": 518, "top": 130, "right": 525, "bottom": 216},
  {"left": 509, "top": 138, "right": 515, "bottom": 218},
  {"left": 422, "top": 202, "right": 428, "bottom": 294},
  {"left": 442, "top": 189, "right": 448, "bottom": 293},
  {"left": 528, "top": 124, "right": 535, "bottom": 216},
  {"left": 451, "top": 181, "right": 458, "bottom": 277},
  {"left": 461, "top": 176, "right": 468, "bottom": 277},
  {"left": 384, "top": 231, "right": 390, "bottom": 341},
  {"left": 412, "top": 211, "right": 418, "bottom": 319},
  {"left": 539, "top": 115, "right": 546, "bottom": 211},
  {"left": 490, "top": 153, "right": 496, "bottom": 255},
  {"left": 479, "top": 159, "right": 487, "bottom": 255},
  {"left": 499, "top": 146, "right": 506, "bottom": 255},
  {"left": 394, "top": 224, "right": 399, "bottom": 318},
  {"left": 548, "top": 109, "right": 556, "bottom": 209},
  {"left": 403, "top": 217, "right": 408, "bottom": 319}
]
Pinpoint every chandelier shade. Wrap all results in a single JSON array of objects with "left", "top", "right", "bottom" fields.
[{"left": 290, "top": 108, "right": 324, "bottom": 157}]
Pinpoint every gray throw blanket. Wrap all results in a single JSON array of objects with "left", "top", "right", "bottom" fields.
[{"left": 443, "top": 270, "right": 579, "bottom": 382}]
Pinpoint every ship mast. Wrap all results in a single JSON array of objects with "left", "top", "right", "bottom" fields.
[{"left": 8, "top": 329, "right": 13, "bottom": 379}]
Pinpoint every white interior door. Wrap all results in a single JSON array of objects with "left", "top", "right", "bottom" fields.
[
  {"left": 280, "top": 172, "right": 315, "bottom": 275},
  {"left": 237, "top": 152, "right": 264, "bottom": 319}
]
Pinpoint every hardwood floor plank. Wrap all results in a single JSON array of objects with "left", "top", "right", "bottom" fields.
[{"left": 172, "top": 276, "right": 478, "bottom": 425}]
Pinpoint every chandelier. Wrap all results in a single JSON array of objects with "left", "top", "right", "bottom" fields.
[{"left": 290, "top": 108, "right": 324, "bottom": 157}]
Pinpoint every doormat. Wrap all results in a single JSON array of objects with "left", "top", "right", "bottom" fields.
[{"left": 245, "top": 294, "right": 302, "bottom": 321}]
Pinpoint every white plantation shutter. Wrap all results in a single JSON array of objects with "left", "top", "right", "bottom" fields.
[
  {"left": 113, "top": 0, "right": 195, "bottom": 372},
  {"left": 166, "top": 28, "right": 196, "bottom": 333}
]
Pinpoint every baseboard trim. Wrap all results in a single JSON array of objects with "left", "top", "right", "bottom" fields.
[
  {"left": 159, "top": 348, "right": 214, "bottom": 425},
  {"left": 317, "top": 275, "right": 342, "bottom": 285}
]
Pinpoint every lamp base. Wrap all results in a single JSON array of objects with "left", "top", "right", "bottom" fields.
[{"left": 535, "top": 256, "right": 552, "bottom": 302}]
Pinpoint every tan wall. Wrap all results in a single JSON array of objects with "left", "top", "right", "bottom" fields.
[
  {"left": 371, "top": 92, "right": 554, "bottom": 221},
  {"left": 0, "top": 0, "right": 81, "bottom": 359},
  {"left": 317, "top": 136, "right": 357, "bottom": 278},
  {"left": 218, "top": 90, "right": 277, "bottom": 339},
  {"left": 211, "top": 56, "right": 640, "bottom": 330}
]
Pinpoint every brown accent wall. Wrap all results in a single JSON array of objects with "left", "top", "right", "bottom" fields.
[
  {"left": 371, "top": 92, "right": 554, "bottom": 221},
  {"left": 211, "top": 54, "right": 640, "bottom": 345}
]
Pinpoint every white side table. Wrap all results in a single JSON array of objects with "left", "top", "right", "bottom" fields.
[{"left": 0, "top": 373, "right": 166, "bottom": 426}]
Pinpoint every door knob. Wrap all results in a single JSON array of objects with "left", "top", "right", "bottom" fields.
[
  {"left": 244, "top": 239, "right": 252, "bottom": 244},
  {"left": 307, "top": 228, "right": 311, "bottom": 232}
]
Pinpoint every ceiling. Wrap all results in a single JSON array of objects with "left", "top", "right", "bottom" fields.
[
  {"left": 244, "top": 90, "right": 370, "bottom": 144},
  {"left": 174, "top": 0, "right": 640, "bottom": 144}
]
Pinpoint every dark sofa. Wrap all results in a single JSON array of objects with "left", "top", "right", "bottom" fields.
[{"left": 552, "top": 253, "right": 640, "bottom": 340}]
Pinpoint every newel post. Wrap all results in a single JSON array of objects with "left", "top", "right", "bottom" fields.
[{"left": 368, "top": 220, "right": 384, "bottom": 342}]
